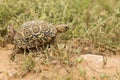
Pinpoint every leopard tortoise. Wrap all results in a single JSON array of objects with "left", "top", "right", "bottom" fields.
[{"left": 8, "top": 20, "right": 69, "bottom": 60}]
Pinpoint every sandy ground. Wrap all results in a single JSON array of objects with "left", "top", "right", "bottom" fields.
[{"left": 0, "top": 44, "right": 120, "bottom": 80}]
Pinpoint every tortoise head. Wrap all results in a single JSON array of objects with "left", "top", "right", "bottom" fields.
[{"left": 56, "top": 24, "right": 69, "bottom": 33}]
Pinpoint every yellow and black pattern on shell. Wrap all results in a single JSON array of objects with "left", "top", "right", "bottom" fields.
[{"left": 14, "top": 20, "right": 57, "bottom": 49}]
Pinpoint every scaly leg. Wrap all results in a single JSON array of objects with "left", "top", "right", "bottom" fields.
[
  {"left": 9, "top": 48, "right": 19, "bottom": 61},
  {"left": 52, "top": 37, "right": 59, "bottom": 50}
]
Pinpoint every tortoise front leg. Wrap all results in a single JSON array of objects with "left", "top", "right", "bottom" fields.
[
  {"left": 53, "top": 38, "right": 58, "bottom": 50},
  {"left": 51, "top": 37, "right": 60, "bottom": 57},
  {"left": 50, "top": 37, "right": 59, "bottom": 50}
]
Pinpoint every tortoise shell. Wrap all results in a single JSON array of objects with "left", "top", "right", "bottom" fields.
[{"left": 14, "top": 20, "right": 57, "bottom": 49}]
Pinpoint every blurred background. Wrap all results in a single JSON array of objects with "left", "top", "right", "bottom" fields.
[{"left": 0, "top": 0, "right": 120, "bottom": 52}]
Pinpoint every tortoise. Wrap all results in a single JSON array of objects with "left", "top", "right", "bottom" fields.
[{"left": 7, "top": 20, "right": 69, "bottom": 60}]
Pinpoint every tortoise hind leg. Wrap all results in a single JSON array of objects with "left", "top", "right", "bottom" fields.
[{"left": 9, "top": 48, "right": 19, "bottom": 61}]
